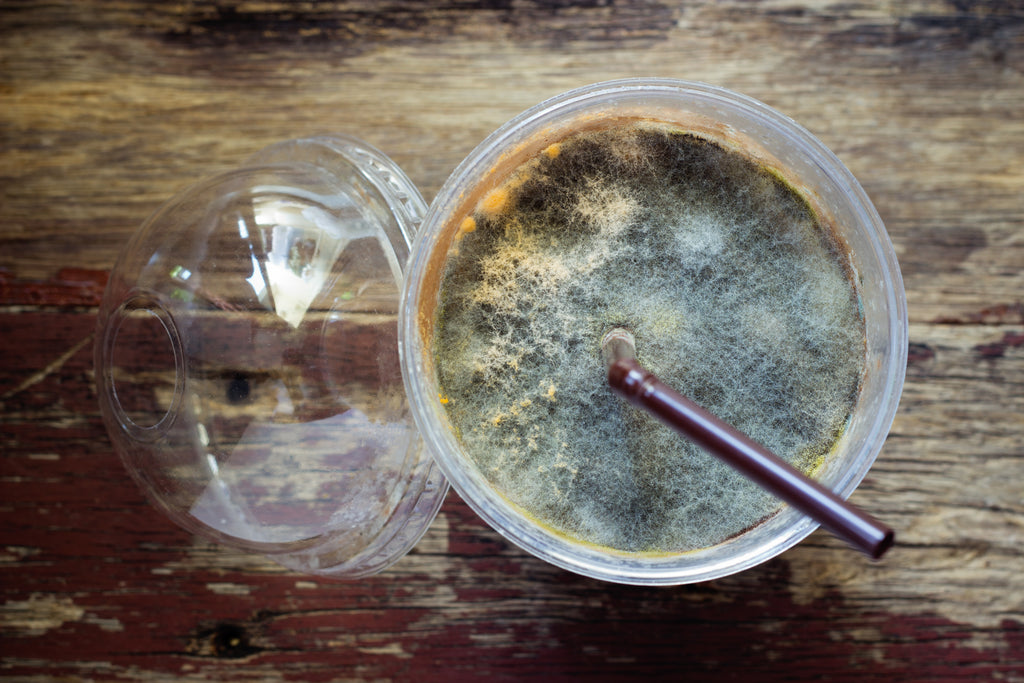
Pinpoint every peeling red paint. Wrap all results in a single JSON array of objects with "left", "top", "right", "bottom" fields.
[
  {"left": 0, "top": 268, "right": 108, "bottom": 306},
  {"left": 933, "top": 302, "right": 1024, "bottom": 325},
  {"left": 974, "top": 331, "right": 1024, "bottom": 358},
  {"left": 907, "top": 342, "right": 936, "bottom": 365}
]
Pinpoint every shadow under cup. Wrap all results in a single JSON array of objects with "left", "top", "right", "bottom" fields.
[{"left": 400, "top": 79, "right": 908, "bottom": 585}]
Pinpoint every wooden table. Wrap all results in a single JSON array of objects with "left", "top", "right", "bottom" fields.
[{"left": 2, "top": 2, "right": 1022, "bottom": 680}]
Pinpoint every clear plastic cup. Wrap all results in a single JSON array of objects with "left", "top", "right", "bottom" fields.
[{"left": 400, "top": 79, "right": 907, "bottom": 585}]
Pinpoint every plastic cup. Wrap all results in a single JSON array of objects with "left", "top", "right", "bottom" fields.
[{"left": 400, "top": 79, "right": 907, "bottom": 585}]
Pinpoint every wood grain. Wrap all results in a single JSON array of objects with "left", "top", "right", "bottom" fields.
[{"left": 2, "top": 1, "right": 1023, "bottom": 680}]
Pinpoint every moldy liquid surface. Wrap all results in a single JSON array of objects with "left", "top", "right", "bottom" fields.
[{"left": 433, "top": 121, "right": 866, "bottom": 553}]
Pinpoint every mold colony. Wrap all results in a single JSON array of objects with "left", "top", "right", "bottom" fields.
[{"left": 432, "top": 121, "right": 866, "bottom": 554}]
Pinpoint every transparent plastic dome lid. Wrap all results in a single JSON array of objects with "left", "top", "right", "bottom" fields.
[{"left": 95, "top": 135, "right": 448, "bottom": 578}]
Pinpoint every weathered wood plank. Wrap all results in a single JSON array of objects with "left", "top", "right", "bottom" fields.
[
  {"left": 2, "top": 0, "right": 1023, "bottom": 680},
  {"left": 4, "top": 2, "right": 1022, "bottom": 309}
]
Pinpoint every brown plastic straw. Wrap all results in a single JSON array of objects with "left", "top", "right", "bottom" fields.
[{"left": 602, "top": 329, "right": 894, "bottom": 559}]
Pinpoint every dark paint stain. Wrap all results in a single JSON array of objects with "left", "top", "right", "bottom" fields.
[
  {"left": 188, "top": 621, "right": 264, "bottom": 659},
  {"left": 906, "top": 0, "right": 1024, "bottom": 47},
  {"left": 907, "top": 342, "right": 936, "bottom": 365},
  {"left": 974, "top": 330, "right": 1024, "bottom": 358},
  {"left": 226, "top": 373, "right": 251, "bottom": 404},
  {"left": 162, "top": 0, "right": 679, "bottom": 52},
  {"left": 933, "top": 302, "right": 1024, "bottom": 325},
  {"left": 759, "top": 0, "right": 1023, "bottom": 65}
]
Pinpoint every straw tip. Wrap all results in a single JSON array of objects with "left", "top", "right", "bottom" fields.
[
  {"left": 601, "top": 327, "right": 636, "bottom": 368},
  {"left": 870, "top": 528, "right": 895, "bottom": 560}
]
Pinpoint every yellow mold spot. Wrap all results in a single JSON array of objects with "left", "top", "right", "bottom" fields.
[
  {"left": 544, "top": 143, "right": 561, "bottom": 159},
  {"left": 438, "top": 394, "right": 449, "bottom": 405},
  {"left": 456, "top": 215, "right": 476, "bottom": 241},
  {"left": 480, "top": 187, "right": 510, "bottom": 216}
]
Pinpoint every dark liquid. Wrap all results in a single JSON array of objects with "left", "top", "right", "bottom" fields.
[{"left": 433, "top": 122, "right": 865, "bottom": 553}]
